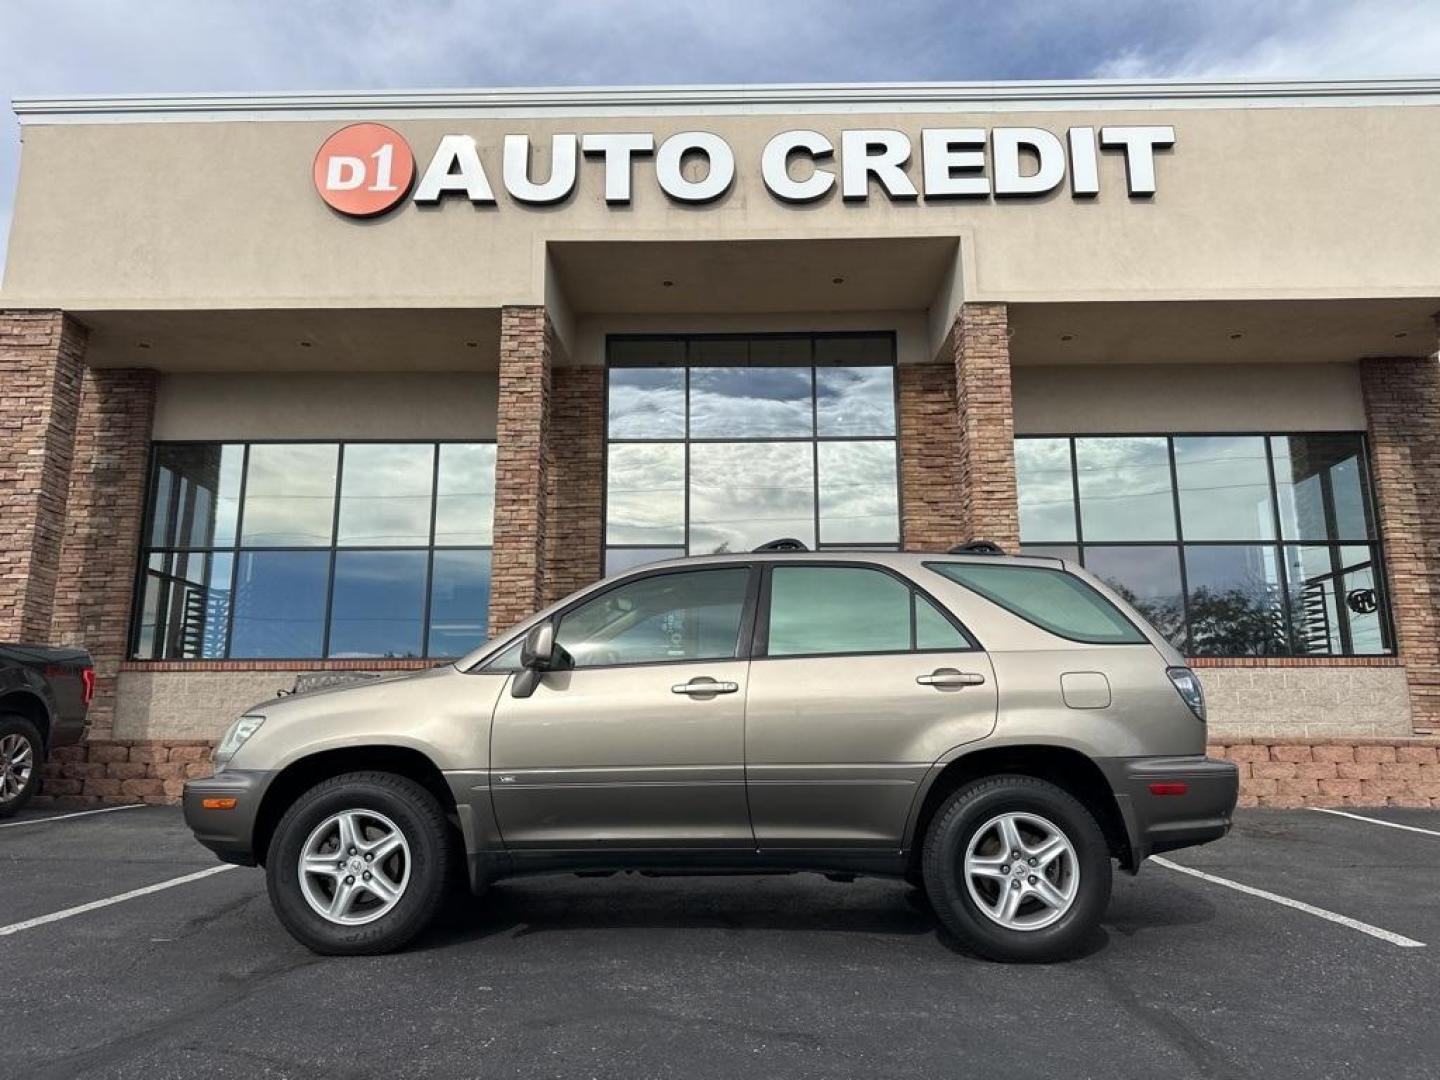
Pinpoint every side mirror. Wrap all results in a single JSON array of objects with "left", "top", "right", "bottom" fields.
[
  {"left": 512, "top": 621, "right": 557, "bottom": 699},
  {"left": 520, "top": 621, "right": 556, "bottom": 671}
]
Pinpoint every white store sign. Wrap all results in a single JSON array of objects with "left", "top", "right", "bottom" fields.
[{"left": 313, "top": 123, "right": 1175, "bottom": 217}]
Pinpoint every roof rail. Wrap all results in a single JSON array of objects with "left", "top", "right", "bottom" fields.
[
  {"left": 752, "top": 538, "right": 810, "bottom": 552},
  {"left": 948, "top": 540, "right": 1006, "bottom": 556}
]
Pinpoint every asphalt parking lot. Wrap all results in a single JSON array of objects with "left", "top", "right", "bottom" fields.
[{"left": 1, "top": 805, "right": 1436, "bottom": 1080}]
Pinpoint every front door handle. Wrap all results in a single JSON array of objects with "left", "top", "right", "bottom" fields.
[
  {"left": 916, "top": 669, "right": 986, "bottom": 689},
  {"left": 671, "top": 678, "right": 740, "bottom": 696}
]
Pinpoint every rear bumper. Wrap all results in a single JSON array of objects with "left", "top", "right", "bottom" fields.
[
  {"left": 182, "top": 769, "right": 275, "bottom": 866},
  {"left": 1099, "top": 755, "right": 1240, "bottom": 867},
  {"left": 48, "top": 715, "right": 87, "bottom": 749}
]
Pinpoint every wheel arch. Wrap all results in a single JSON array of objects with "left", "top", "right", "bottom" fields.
[
  {"left": 252, "top": 745, "right": 459, "bottom": 866},
  {"left": 904, "top": 744, "right": 1134, "bottom": 876},
  {"left": 0, "top": 690, "right": 52, "bottom": 748}
]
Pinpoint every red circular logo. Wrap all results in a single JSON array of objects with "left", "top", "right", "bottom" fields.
[{"left": 313, "top": 123, "right": 415, "bottom": 217}]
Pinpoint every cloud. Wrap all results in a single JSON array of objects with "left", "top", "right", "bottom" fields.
[
  {"left": 1, "top": 1, "right": 1437, "bottom": 279},
  {"left": 1091, "top": 0, "right": 1440, "bottom": 80}
]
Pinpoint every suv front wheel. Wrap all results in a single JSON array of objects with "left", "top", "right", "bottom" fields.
[
  {"left": 921, "top": 774, "right": 1111, "bottom": 962},
  {"left": 266, "top": 771, "right": 453, "bottom": 955}
]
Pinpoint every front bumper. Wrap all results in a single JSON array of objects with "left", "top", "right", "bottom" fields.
[
  {"left": 1099, "top": 755, "right": 1240, "bottom": 868},
  {"left": 182, "top": 769, "right": 275, "bottom": 866}
]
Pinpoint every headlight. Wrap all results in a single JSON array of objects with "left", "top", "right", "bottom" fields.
[
  {"left": 213, "top": 714, "right": 265, "bottom": 772},
  {"left": 1166, "top": 667, "right": 1206, "bottom": 722}
]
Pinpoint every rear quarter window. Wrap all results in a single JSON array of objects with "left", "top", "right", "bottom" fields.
[{"left": 925, "top": 562, "right": 1148, "bottom": 645}]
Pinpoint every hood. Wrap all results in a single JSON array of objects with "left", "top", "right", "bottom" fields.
[{"left": 238, "top": 664, "right": 456, "bottom": 719}]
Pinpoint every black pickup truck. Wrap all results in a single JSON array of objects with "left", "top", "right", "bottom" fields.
[{"left": 1, "top": 644, "right": 93, "bottom": 816}]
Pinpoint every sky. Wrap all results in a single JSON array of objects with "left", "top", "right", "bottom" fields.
[{"left": 1, "top": 0, "right": 1437, "bottom": 275}]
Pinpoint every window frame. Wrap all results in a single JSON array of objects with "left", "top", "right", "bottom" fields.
[
  {"left": 1014, "top": 431, "right": 1394, "bottom": 658},
  {"left": 924, "top": 560, "right": 1150, "bottom": 647},
  {"left": 752, "top": 560, "right": 982, "bottom": 661},
  {"left": 130, "top": 438, "right": 497, "bottom": 662},
  {"left": 537, "top": 562, "right": 764, "bottom": 672},
  {"left": 602, "top": 332, "right": 904, "bottom": 568}
]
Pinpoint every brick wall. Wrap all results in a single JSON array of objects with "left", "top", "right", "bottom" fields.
[
  {"left": 1360, "top": 354, "right": 1440, "bottom": 732},
  {"left": 488, "top": 306, "right": 554, "bottom": 636},
  {"left": 542, "top": 366, "right": 605, "bottom": 606},
  {"left": 947, "top": 303, "right": 1020, "bottom": 550},
  {"left": 37, "top": 739, "right": 213, "bottom": 806},
  {"left": 898, "top": 364, "right": 964, "bottom": 550},
  {"left": 1211, "top": 738, "right": 1440, "bottom": 808},
  {"left": 49, "top": 368, "right": 158, "bottom": 737},
  {"left": 0, "top": 311, "right": 87, "bottom": 642}
]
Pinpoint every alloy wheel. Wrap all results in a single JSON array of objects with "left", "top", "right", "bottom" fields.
[
  {"left": 0, "top": 733, "right": 34, "bottom": 805},
  {"left": 298, "top": 809, "right": 412, "bottom": 926},
  {"left": 962, "top": 811, "right": 1080, "bottom": 931}
]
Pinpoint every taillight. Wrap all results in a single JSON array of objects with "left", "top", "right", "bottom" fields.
[
  {"left": 1166, "top": 667, "right": 1205, "bottom": 722},
  {"left": 81, "top": 668, "right": 96, "bottom": 705}
]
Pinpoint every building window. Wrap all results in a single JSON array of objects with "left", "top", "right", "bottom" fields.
[
  {"left": 1016, "top": 433, "right": 1392, "bottom": 658},
  {"left": 604, "top": 333, "right": 900, "bottom": 573},
  {"left": 132, "top": 441, "right": 496, "bottom": 660}
]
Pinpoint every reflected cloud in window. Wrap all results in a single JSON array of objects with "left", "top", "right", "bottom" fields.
[
  {"left": 690, "top": 443, "right": 814, "bottom": 553},
  {"left": 337, "top": 443, "right": 434, "bottom": 547},
  {"left": 689, "top": 367, "right": 814, "bottom": 438}
]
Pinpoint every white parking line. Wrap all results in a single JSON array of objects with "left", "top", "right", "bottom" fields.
[
  {"left": 0, "top": 865, "right": 236, "bottom": 937},
  {"left": 0, "top": 804, "right": 147, "bottom": 830},
  {"left": 1308, "top": 806, "right": 1440, "bottom": 838},
  {"left": 1152, "top": 856, "right": 1425, "bottom": 949}
]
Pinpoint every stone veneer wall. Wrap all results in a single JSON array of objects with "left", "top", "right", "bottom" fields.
[
  {"left": 48, "top": 368, "right": 158, "bottom": 737},
  {"left": 488, "top": 306, "right": 553, "bottom": 636},
  {"left": 949, "top": 303, "right": 1020, "bottom": 550},
  {"left": 897, "top": 363, "right": 964, "bottom": 550},
  {"left": 1359, "top": 354, "right": 1440, "bottom": 731},
  {"left": 542, "top": 366, "right": 604, "bottom": 606},
  {"left": 0, "top": 311, "right": 87, "bottom": 641}
]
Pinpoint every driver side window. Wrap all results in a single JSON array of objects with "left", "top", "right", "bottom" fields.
[{"left": 554, "top": 567, "right": 751, "bottom": 668}]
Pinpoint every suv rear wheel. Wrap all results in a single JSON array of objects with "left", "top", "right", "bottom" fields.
[
  {"left": 0, "top": 715, "right": 43, "bottom": 819},
  {"left": 266, "top": 771, "right": 452, "bottom": 955},
  {"left": 921, "top": 774, "right": 1111, "bottom": 962}
]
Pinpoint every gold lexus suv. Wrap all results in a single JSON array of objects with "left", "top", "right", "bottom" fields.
[{"left": 184, "top": 542, "right": 1238, "bottom": 962}]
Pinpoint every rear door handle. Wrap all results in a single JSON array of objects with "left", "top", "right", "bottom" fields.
[
  {"left": 916, "top": 669, "right": 986, "bottom": 688},
  {"left": 671, "top": 678, "right": 740, "bottom": 696}
]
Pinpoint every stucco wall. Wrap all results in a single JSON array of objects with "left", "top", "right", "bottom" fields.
[
  {"left": 1198, "top": 666, "right": 1413, "bottom": 740},
  {"left": 1012, "top": 361, "right": 1365, "bottom": 434},
  {"left": 113, "top": 670, "right": 346, "bottom": 740},
  {"left": 152, "top": 371, "right": 499, "bottom": 440},
  {"left": 8, "top": 101, "right": 1440, "bottom": 310}
]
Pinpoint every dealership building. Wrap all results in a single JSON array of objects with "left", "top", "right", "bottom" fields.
[{"left": 3, "top": 78, "right": 1439, "bottom": 805}]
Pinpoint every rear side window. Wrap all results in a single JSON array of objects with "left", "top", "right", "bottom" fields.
[
  {"left": 766, "top": 565, "right": 976, "bottom": 657},
  {"left": 926, "top": 562, "right": 1147, "bottom": 645}
]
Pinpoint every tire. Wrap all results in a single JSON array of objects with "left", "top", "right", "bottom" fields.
[
  {"left": 266, "top": 771, "right": 453, "bottom": 955},
  {"left": 921, "top": 774, "right": 1111, "bottom": 963},
  {"left": 0, "top": 715, "right": 44, "bottom": 819}
]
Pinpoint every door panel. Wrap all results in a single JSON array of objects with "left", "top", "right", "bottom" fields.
[
  {"left": 744, "top": 652, "right": 998, "bottom": 847},
  {"left": 489, "top": 660, "right": 752, "bottom": 849}
]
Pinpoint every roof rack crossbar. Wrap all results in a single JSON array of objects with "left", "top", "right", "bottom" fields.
[
  {"left": 947, "top": 539, "right": 1006, "bottom": 556},
  {"left": 752, "top": 538, "right": 810, "bottom": 552}
]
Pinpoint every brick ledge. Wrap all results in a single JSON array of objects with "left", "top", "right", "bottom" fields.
[
  {"left": 120, "top": 659, "right": 444, "bottom": 673},
  {"left": 1188, "top": 656, "right": 1402, "bottom": 668}
]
